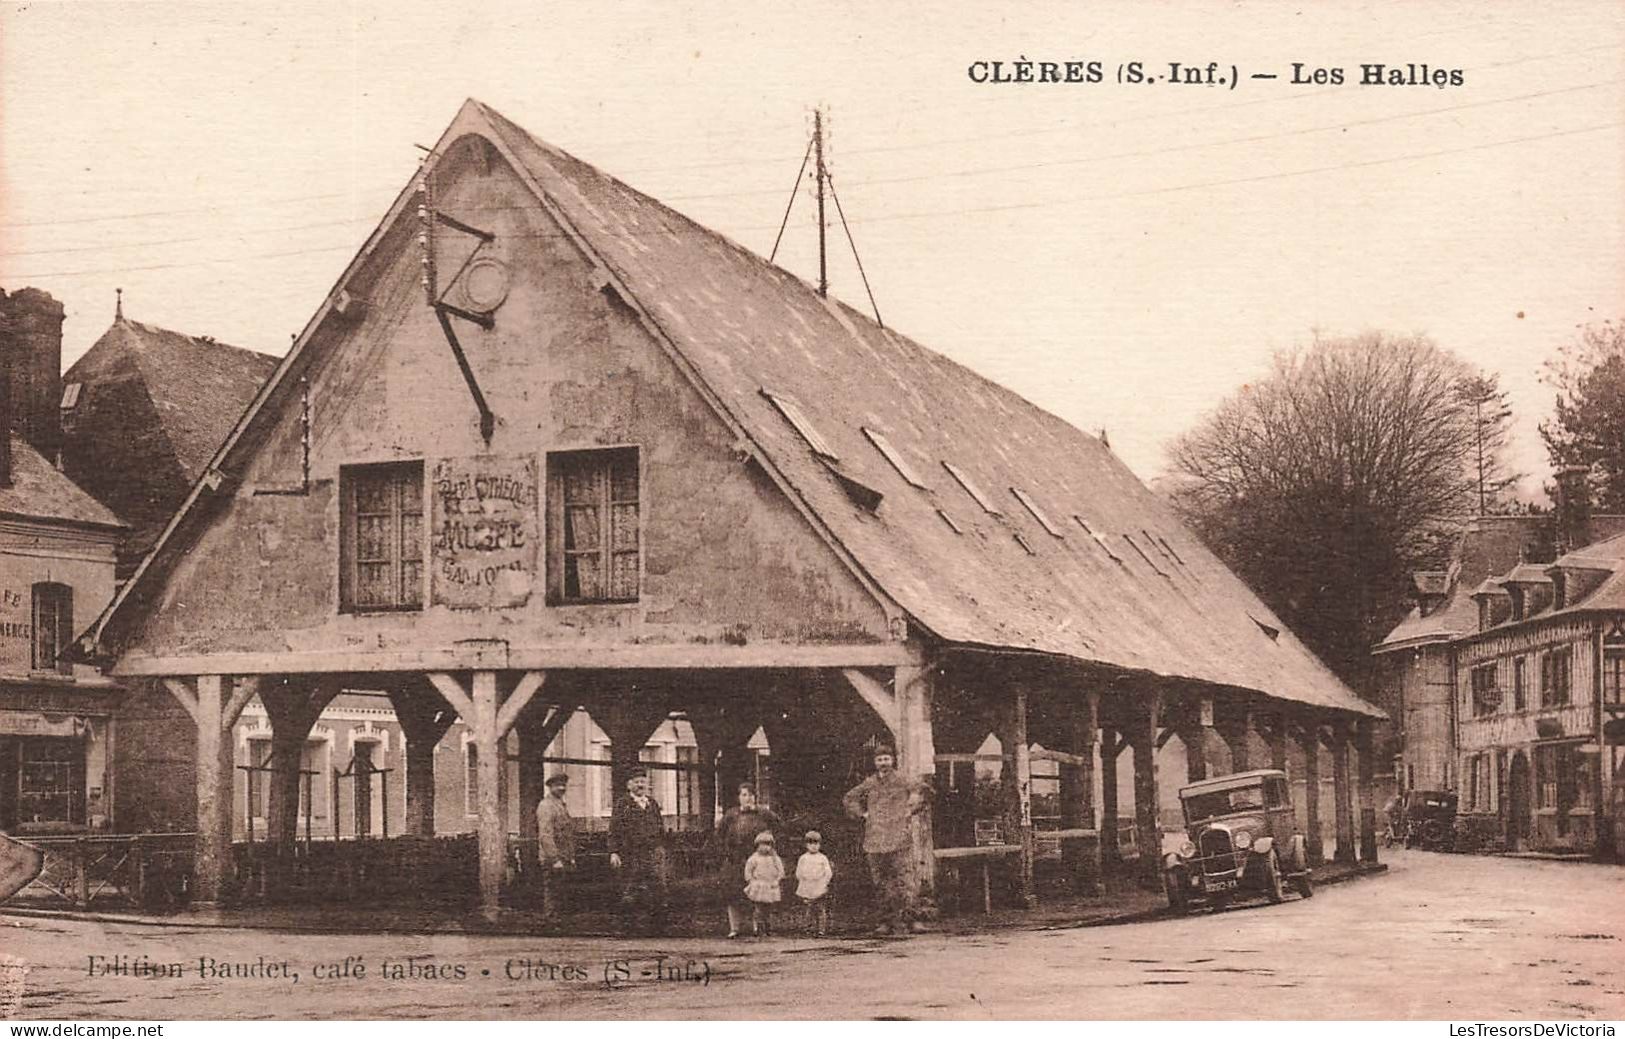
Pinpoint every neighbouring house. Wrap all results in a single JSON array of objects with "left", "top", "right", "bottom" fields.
[
  {"left": 1453, "top": 479, "right": 1625, "bottom": 855},
  {"left": 1373, "top": 515, "right": 1559, "bottom": 795},
  {"left": 78, "top": 99, "right": 1381, "bottom": 918},
  {"left": 0, "top": 287, "right": 127, "bottom": 837},
  {"left": 1374, "top": 474, "right": 1625, "bottom": 857}
]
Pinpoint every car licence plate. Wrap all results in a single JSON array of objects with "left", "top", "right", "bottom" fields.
[{"left": 1204, "top": 878, "right": 1236, "bottom": 892}]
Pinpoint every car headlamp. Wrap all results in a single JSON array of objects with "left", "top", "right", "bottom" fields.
[
  {"left": 1178, "top": 840, "right": 1196, "bottom": 859},
  {"left": 1233, "top": 829, "right": 1253, "bottom": 851}
]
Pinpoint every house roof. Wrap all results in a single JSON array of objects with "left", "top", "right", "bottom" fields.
[
  {"left": 64, "top": 317, "right": 280, "bottom": 487},
  {"left": 86, "top": 99, "right": 1379, "bottom": 719},
  {"left": 1377, "top": 516, "right": 1625, "bottom": 653},
  {"left": 1503, "top": 562, "right": 1552, "bottom": 585},
  {"left": 0, "top": 433, "right": 123, "bottom": 530}
]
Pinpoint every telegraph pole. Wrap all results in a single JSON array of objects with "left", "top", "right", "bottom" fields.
[{"left": 814, "top": 108, "right": 828, "bottom": 298}]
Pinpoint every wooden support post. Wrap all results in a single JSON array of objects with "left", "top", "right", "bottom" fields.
[
  {"left": 1332, "top": 719, "right": 1356, "bottom": 865},
  {"left": 1181, "top": 724, "right": 1208, "bottom": 782},
  {"left": 264, "top": 676, "right": 339, "bottom": 848},
  {"left": 1009, "top": 686, "right": 1035, "bottom": 906},
  {"left": 386, "top": 681, "right": 456, "bottom": 838},
  {"left": 895, "top": 665, "right": 938, "bottom": 905},
  {"left": 1222, "top": 708, "right": 1251, "bottom": 774},
  {"left": 1302, "top": 722, "right": 1324, "bottom": 867},
  {"left": 1100, "top": 729, "right": 1121, "bottom": 866},
  {"left": 166, "top": 675, "right": 254, "bottom": 907},
  {"left": 1269, "top": 712, "right": 1289, "bottom": 772},
  {"left": 428, "top": 670, "right": 546, "bottom": 920},
  {"left": 1069, "top": 689, "right": 1101, "bottom": 894},
  {"left": 1132, "top": 691, "right": 1163, "bottom": 885},
  {"left": 1357, "top": 717, "right": 1379, "bottom": 864}
]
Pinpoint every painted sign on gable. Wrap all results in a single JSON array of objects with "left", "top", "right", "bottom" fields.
[{"left": 430, "top": 455, "right": 539, "bottom": 609}]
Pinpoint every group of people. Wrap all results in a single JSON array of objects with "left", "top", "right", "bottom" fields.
[{"left": 531, "top": 743, "right": 928, "bottom": 937}]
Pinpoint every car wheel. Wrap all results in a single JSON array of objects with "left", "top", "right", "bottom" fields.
[
  {"left": 1292, "top": 872, "right": 1314, "bottom": 899},
  {"left": 1262, "top": 850, "right": 1285, "bottom": 904},
  {"left": 1163, "top": 869, "right": 1189, "bottom": 915}
]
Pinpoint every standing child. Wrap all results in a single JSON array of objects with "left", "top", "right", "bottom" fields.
[
  {"left": 795, "top": 830, "right": 834, "bottom": 937},
  {"left": 742, "top": 831, "right": 784, "bottom": 936}
]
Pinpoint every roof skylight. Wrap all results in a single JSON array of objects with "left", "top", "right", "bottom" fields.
[
  {"left": 941, "top": 461, "right": 1001, "bottom": 516},
  {"left": 1013, "top": 488, "right": 1063, "bottom": 538},
  {"left": 863, "top": 427, "right": 927, "bottom": 489},
  {"left": 1072, "top": 515, "right": 1123, "bottom": 563},
  {"left": 761, "top": 388, "right": 837, "bottom": 461}
]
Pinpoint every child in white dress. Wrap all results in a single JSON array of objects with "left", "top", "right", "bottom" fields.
[
  {"left": 795, "top": 830, "right": 834, "bottom": 936},
  {"left": 742, "top": 831, "right": 784, "bottom": 936}
]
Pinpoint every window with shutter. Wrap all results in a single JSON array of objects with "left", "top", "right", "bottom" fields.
[
  {"left": 30, "top": 582, "right": 73, "bottom": 675},
  {"left": 340, "top": 462, "right": 424, "bottom": 612},
  {"left": 547, "top": 448, "right": 640, "bottom": 604}
]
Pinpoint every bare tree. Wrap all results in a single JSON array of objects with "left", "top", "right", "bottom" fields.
[{"left": 1169, "top": 332, "right": 1497, "bottom": 686}]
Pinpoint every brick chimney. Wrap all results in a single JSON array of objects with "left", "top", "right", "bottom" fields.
[
  {"left": 1553, "top": 464, "right": 1593, "bottom": 554},
  {"left": 0, "top": 287, "right": 66, "bottom": 472}
]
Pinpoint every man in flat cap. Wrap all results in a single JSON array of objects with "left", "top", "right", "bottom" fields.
[
  {"left": 536, "top": 772, "right": 576, "bottom": 921},
  {"left": 609, "top": 770, "right": 668, "bottom": 934},
  {"left": 843, "top": 744, "right": 927, "bottom": 935}
]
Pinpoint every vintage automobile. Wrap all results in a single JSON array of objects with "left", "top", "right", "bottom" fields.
[
  {"left": 1401, "top": 789, "right": 1457, "bottom": 851},
  {"left": 1162, "top": 768, "right": 1314, "bottom": 912}
]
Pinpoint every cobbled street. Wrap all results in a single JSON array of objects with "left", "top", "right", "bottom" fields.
[{"left": 5, "top": 849, "right": 1623, "bottom": 1020}]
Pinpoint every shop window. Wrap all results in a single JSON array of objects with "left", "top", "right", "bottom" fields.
[
  {"left": 1467, "top": 753, "right": 1492, "bottom": 812},
  {"left": 547, "top": 448, "right": 640, "bottom": 604},
  {"left": 18, "top": 738, "right": 84, "bottom": 826},
  {"left": 30, "top": 582, "right": 73, "bottom": 675},
  {"left": 1540, "top": 648, "right": 1572, "bottom": 707},
  {"left": 340, "top": 462, "right": 424, "bottom": 612},
  {"left": 1534, "top": 742, "right": 1592, "bottom": 813},
  {"left": 1470, "top": 664, "right": 1499, "bottom": 717}
]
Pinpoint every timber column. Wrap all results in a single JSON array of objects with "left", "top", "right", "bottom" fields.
[
  {"left": 1100, "top": 729, "right": 1122, "bottom": 867},
  {"left": 1063, "top": 689, "right": 1102, "bottom": 894},
  {"left": 1300, "top": 719, "right": 1324, "bottom": 867},
  {"left": 1357, "top": 717, "right": 1379, "bottom": 863},
  {"left": 428, "top": 670, "right": 545, "bottom": 919},
  {"left": 163, "top": 675, "right": 259, "bottom": 906},
  {"left": 1131, "top": 690, "right": 1163, "bottom": 885},
  {"left": 386, "top": 680, "right": 455, "bottom": 837},
  {"left": 1219, "top": 707, "right": 1251, "bottom": 774},
  {"left": 1332, "top": 719, "right": 1357, "bottom": 865},
  {"left": 895, "top": 665, "right": 939, "bottom": 907},
  {"left": 994, "top": 683, "right": 1035, "bottom": 907}
]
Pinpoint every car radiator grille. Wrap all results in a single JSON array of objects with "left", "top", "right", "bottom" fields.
[{"left": 1197, "top": 830, "right": 1234, "bottom": 874}]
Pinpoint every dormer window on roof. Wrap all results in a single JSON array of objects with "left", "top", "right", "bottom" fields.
[
  {"left": 1012, "top": 488, "right": 1063, "bottom": 538},
  {"left": 1072, "top": 515, "right": 1123, "bottom": 563},
  {"left": 1123, "top": 532, "right": 1169, "bottom": 577},
  {"left": 761, "top": 389, "right": 837, "bottom": 461},
  {"left": 863, "top": 427, "right": 926, "bottom": 488},
  {"left": 941, "top": 461, "right": 1001, "bottom": 515}
]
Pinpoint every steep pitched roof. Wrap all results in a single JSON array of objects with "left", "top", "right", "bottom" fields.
[
  {"left": 1376, "top": 514, "right": 1625, "bottom": 652},
  {"left": 89, "top": 99, "right": 1378, "bottom": 719},
  {"left": 0, "top": 433, "right": 123, "bottom": 530},
  {"left": 65, "top": 317, "right": 279, "bottom": 485}
]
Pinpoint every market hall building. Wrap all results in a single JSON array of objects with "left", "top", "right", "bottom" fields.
[{"left": 79, "top": 99, "right": 1383, "bottom": 917}]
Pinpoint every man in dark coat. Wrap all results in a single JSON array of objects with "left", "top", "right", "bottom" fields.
[{"left": 608, "top": 771, "right": 667, "bottom": 933}]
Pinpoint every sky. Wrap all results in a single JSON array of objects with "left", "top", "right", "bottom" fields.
[{"left": 2, "top": 0, "right": 1622, "bottom": 495}]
